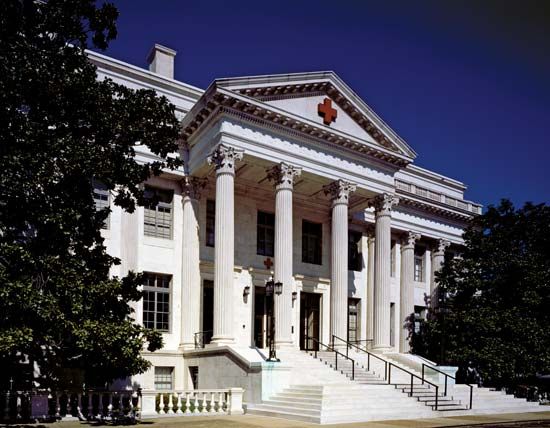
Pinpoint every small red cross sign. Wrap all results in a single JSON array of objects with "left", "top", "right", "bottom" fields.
[
  {"left": 318, "top": 98, "right": 337, "bottom": 125},
  {"left": 264, "top": 258, "right": 273, "bottom": 270}
]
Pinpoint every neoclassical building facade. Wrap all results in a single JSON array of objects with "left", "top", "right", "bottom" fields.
[{"left": 92, "top": 45, "right": 481, "bottom": 395}]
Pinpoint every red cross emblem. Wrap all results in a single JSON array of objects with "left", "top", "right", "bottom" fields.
[
  {"left": 263, "top": 258, "right": 273, "bottom": 269},
  {"left": 318, "top": 98, "right": 337, "bottom": 125}
]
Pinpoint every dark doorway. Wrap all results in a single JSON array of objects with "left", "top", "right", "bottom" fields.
[
  {"left": 300, "top": 292, "right": 321, "bottom": 351},
  {"left": 202, "top": 280, "right": 214, "bottom": 345},
  {"left": 253, "top": 287, "right": 267, "bottom": 348}
]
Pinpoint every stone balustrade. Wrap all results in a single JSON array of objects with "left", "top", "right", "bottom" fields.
[
  {"left": 140, "top": 388, "right": 244, "bottom": 417},
  {"left": 1, "top": 388, "right": 244, "bottom": 421}
]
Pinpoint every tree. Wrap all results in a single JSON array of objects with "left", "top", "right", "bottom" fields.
[
  {"left": 0, "top": 0, "right": 180, "bottom": 389},
  {"left": 412, "top": 200, "right": 550, "bottom": 387}
]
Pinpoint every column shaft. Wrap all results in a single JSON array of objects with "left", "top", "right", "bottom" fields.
[
  {"left": 399, "top": 232, "right": 420, "bottom": 353},
  {"left": 370, "top": 194, "right": 399, "bottom": 351},
  {"left": 366, "top": 233, "right": 375, "bottom": 347}
]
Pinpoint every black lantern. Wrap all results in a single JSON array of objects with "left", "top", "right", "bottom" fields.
[{"left": 265, "top": 277, "right": 283, "bottom": 362}]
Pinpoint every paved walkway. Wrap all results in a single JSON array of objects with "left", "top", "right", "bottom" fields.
[{"left": 6, "top": 411, "right": 550, "bottom": 428}]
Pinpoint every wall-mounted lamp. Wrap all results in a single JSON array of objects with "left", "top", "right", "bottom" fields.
[
  {"left": 292, "top": 291, "right": 298, "bottom": 301},
  {"left": 243, "top": 285, "right": 250, "bottom": 297}
]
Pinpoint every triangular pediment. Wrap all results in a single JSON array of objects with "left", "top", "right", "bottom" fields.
[{"left": 215, "top": 71, "right": 417, "bottom": 160}]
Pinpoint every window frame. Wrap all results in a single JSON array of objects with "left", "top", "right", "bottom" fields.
[
  {"left": 301, "top": 220, "right": 323, "bottom": 265},
  {"left": 390, "top": 240, "right": 396, "bottom": 277},
  {"left": 154, "top": 366, "right": 174, "bottom": 391},
  {"left": 257, "top": 210, "right": 275, "bottom": 257},
  {"left": 414, "top": 246, "right": 426, "bottom": 282},
  {"left": 143, "top": 186, "right": 174, "bottom": 239},
  {"left": 92, "top": 179, "right": 110, "bottom": 230},
  {"left": 206, "top": 199, "right": 215, "bottom": 247},
  {"left": 142, "top": 272, "right": 172, "bottom": 332}
]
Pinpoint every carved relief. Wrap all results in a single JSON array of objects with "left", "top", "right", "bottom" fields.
[
  {"left": 266, "top": 162, "right": 302, "bottom": 189},
  {"left": 180, "top": 176, "right": 208, "bottom": 200},
  {"left": 323, "top": 179, "right": 357, "bottom": 205},
  {"left": 368, "top": 193, "right": 399, "bottom": 214},
  {"left": 207, "top": 144, "right": 244, "bottom": 174}
]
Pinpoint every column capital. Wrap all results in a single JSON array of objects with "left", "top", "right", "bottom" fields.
[
  {"left": 180, "top": 176, "right": 208, "bottom": 200},
  {"left": 369, "top": 193, "right": 399, "bottom": 216},
  {"left": 266, "top": 162, "right": 302, "bottom": 190},
  {"left": 323, "top": 179, "right": 357, "bottom": 206},
  {"left": 207, "top": 144, "right": 244, "bottom": 174},
  {"left": 432, "top": 238, "right": 451, "bottom": 256},
  {"left": 401, "top": 231, "right": 421, "bottom": 251}
]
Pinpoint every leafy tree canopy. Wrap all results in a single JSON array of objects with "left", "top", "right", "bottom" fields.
[
  {"left": 0, "top": 0, "right": 180, "bottom": 388},
  {"left": 413, "top": 200, "right": 550, "bottom": 387}
]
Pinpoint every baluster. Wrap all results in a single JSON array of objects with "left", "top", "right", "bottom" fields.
[
  {"left": 15, "top": 392, "right": 22, "bottom": 420},
  {"left": 4, "top": 391, "right": 11, "bottom": 421},
  {"left": 167, "top": 393, "right": 174, "bottom": 414},
  {"left": 87, "top": 392, "right": 93, "bottom": 419},
  {"left": 219, "top": 392, "right": 226, "bottom": 413},
  {"left": 208, "top": 392, "right": 214, "bottom": 413},
  {"left": 158, "top": 393, "right": 165, "bottom": 415},
  {"left": 97, "top": 393, "right": 103, "bottom": 419},
  {"left": 193, "top": 392, "right": 199, "bottom": 414},
  {"left": 107, "top": 393, "right": 113, "bottom": 418},
  {"left": 201, "top": 392, "right": 207, "bottom": 413},
  {"left": 175, "top": 393, "right": 183, "bottom": 414},
  {"left": 184, "top": 392, "right": 191, "bottom": 414},
  {"left": 77, "top": 393, "right": 82, "bottom": 418}
]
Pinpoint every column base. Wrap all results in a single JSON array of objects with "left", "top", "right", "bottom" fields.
[
  {"left": 371, "top": 345, "right": 394, "bottom": 353},
  {"left": 274, "top": 339, "right": 294, "bottom": 348},
  {"left": 178, "top": 342, "right": 195, "bottom": 351},
  {"left": 208, "top": 336, "right": 235, "bottom": 347}
]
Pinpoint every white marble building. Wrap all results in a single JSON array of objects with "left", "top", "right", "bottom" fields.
[{"left": 91, "top": 45, "right": 482, "bottom": 400}]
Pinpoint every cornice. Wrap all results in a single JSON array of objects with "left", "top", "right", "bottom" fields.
[
  {"left": 396, "top": 191, "right": 475, "bottom": 222},
  {"left": 180, "top": 87, "right": 412, "bottom": 168}
]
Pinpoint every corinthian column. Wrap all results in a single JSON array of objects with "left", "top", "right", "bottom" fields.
[
  {"left": 369, "top": 193, "right": 399, "bottom": 351},
  {"left": 324, "top": 180, "right": 357, "bottom": 345},
  {"left": 179, "top": 176, "right": 207, "bottom": 350},
  {"left": 399, "top": 231, "right": 421, "bottom": 353},
  {"left": 267, "top": 163, "right": 302, "bottom": 347},
  {"left": 207, "top": 144, "right": 244, "bottom": 345},
  {"left": 430, "top": 238, "right": 450, "bottom": 310}
]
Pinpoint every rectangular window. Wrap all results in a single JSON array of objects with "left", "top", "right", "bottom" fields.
[
  {"left": 189, "top": 366, "right": 199, "bottom": 390},
  {"left": 414, "top": 247, "right": 426, "bottom": 282},
  {"left": 93, "top": 180, "right": 110, "bottom": 229},
  {"left": 154, "top": 367, "right": 174, "bottom": 391},
  {"left": 302, "top": 220, "right": 322, "bottom": 265},
  {"left": 390, "top": 240, "right": 396, "bottom": 277},
  {"left": 143, "top": 273, "right": 171, "bottom": 331},
  {"left": 348, "top": 298, "right": 360, "bottom": 343},
  {"left": 206, "top": 199, "right": 215, "bottom": 247},
  {"left": 257, "top": 211, "right": 275, "bottom": 257},
  {"left": 144, "top": 187, "right": 173, "bottom": 239},
  {"left": 348, "top": 231, "right": 362, "bottom": 271}
]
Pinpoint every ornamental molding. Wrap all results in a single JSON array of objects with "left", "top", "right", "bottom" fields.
[
  {"left": 368, "top": 193, "right": 399, "bottom": 214},
  {"left": 323, "top": 179, "right": 357, "bottom": 205},
  {"left": 397, "top": 194, "right": 474, "bottom": 222},
  {"left": 433, "top": 238, "right": 451, "bottom": 255},
  {"left": 401, "top": 231, "right": 421, "bottom": 249},
  {"left": 266, "top": 162, "right": 302, "bottom": 189},
  {"left": 207, "top": 144, "right": 244, "bottom": 174},
  {"left": 180, "top": 176, "right": 208, "bottom": 200},
  {"left": 180, "top": 85, "right": 414, "bottom": 168}
]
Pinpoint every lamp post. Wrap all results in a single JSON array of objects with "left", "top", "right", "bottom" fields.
[{"left": 265, "top": 277, "right": 283, "bottom": 362}]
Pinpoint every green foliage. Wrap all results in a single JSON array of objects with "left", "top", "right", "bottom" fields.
[
  {"left": 0, "top": 0, "right": 180, "bottom": 388},
  {"left": 412, "top": 200, "right": 550, "bottom": 387}
]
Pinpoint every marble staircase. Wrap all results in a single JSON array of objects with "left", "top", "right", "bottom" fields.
[{"left": 246, "top": 347, "right": 546, "bottom": 424}]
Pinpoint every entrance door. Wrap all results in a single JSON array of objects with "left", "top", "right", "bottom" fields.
[
  {"left": 202, "top": 280, "right": 214, "bottom": 346},
  {"left": 300, "top": 292, "right": 320, "bottom": 351},
  {"left": 253, "top": 287, "right": 267, "bottom": 348},
  {"left": 348, "top": 298, "right": 360, "bottom": 343}
]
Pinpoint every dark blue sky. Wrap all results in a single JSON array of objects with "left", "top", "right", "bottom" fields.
[{"left": 100, "top": 0, "right": 550, "bottom": 208}]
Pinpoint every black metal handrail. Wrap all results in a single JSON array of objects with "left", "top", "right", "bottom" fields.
[
  {"left": 389, "top": 362, "right": 440, "bottom": 410},
  {"left": 194, "top": 330, "right": 213, "bottom": 349},
  {"left": 421, "top": 363, "right": 474, "bottom": 409},
  {"left": 331, "top": 335, "right": 388, "bottom": 380},
  {"left": 306, "top": 335, "right": 355, "bottom": 381}
]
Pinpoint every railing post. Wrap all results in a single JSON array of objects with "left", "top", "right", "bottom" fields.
[
  {"left": 410, "top": 374, "right": 413, "bottom": 397},
  {"left": 140, "top": 390, "right": 157, "bottom": 417},
  {"left": 367, "top": 353, "right": 370, "bottom": 372},
  {"left": 444, "top": 376, "right": 448, "bottom": 396},
  {"left": 422, "top": 363, "right": 425, "bottom": 385},
  {"left": 388, "top": 364, "right": 392, "bottom": 384},
  {"left": 352, "top": 361, "right": 355, "bottom": 380},
  {"left": 435, "top": 386, "right": 438, "bottom": 410},
  {"left": 469, "top": 385, "right": 473, "bottom": 409},
  {"left": 227, "top": 388, "right": 244, "bottom": 415},
  {"left": 335, "top": 352, "right": 338, "bottom": 371}
]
